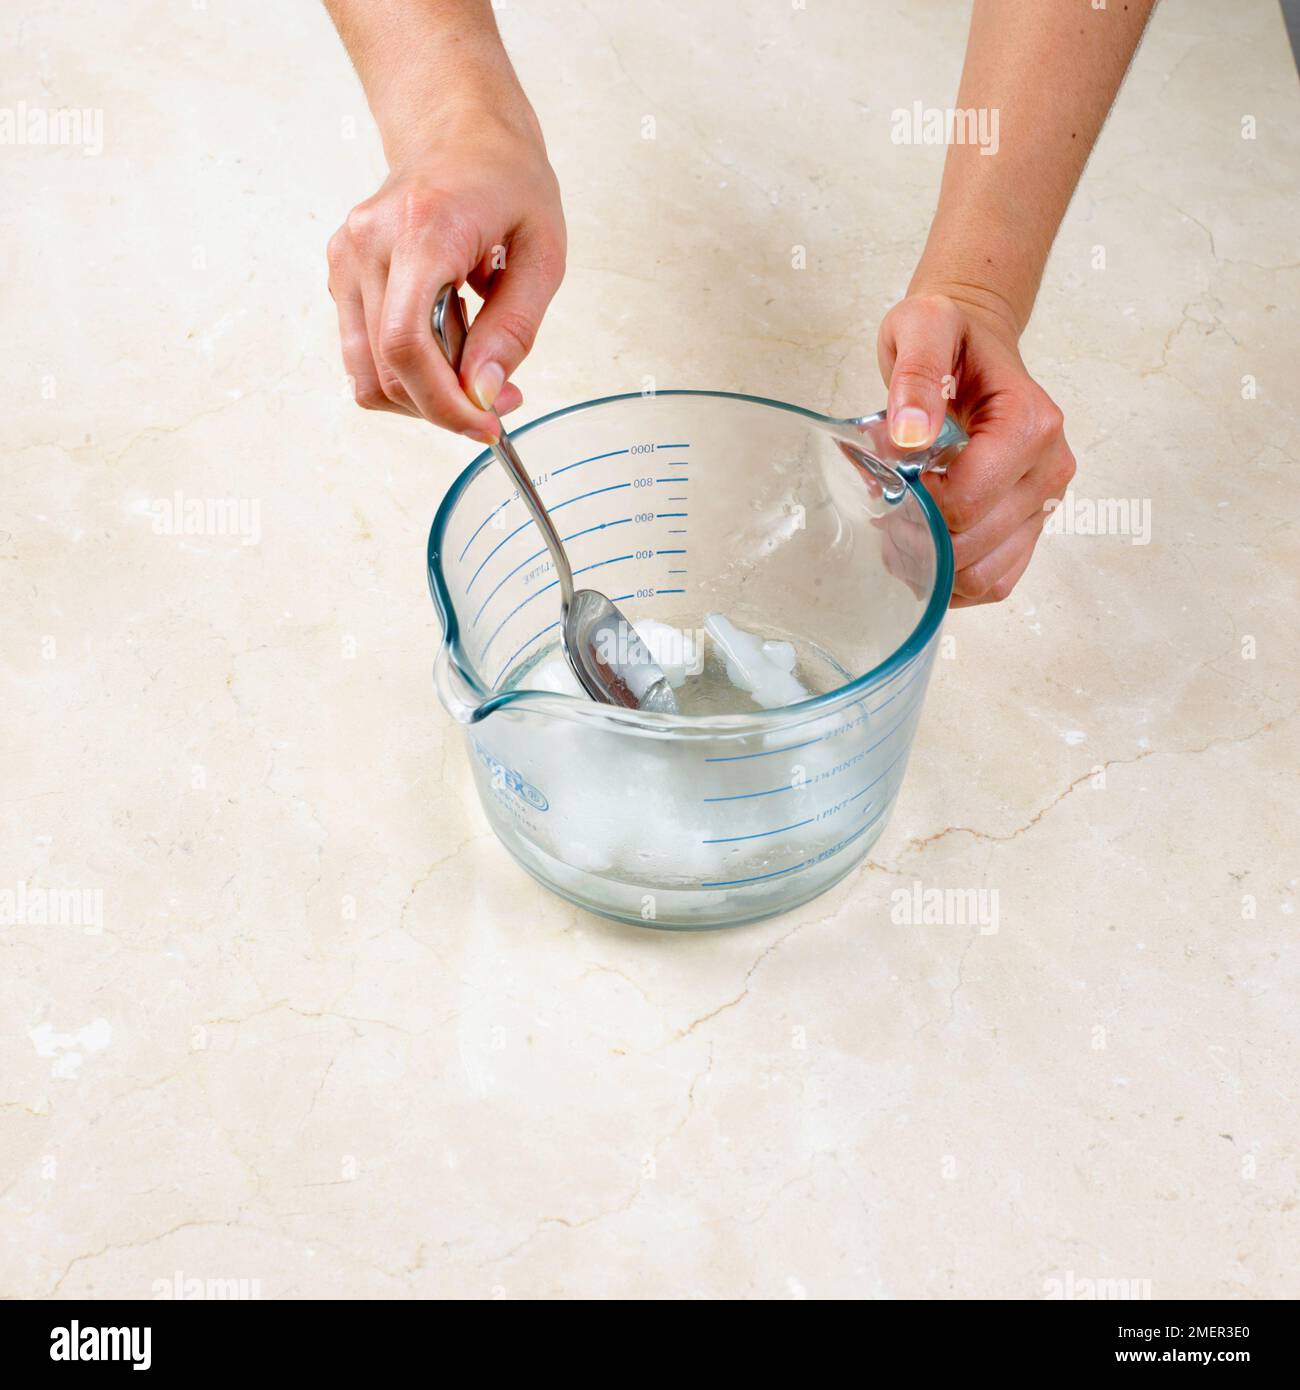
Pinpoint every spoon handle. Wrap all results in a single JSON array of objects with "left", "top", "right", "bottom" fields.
[{"left": 431, "top": 285, "right": 575, "bottom": 608}]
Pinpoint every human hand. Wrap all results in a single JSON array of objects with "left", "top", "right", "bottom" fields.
[
  {"left": 876, "top": 292, "right": 1075, "bottom": 605},
  {"left": 326, "top": 110, "right": 565, "bottom": 442}
]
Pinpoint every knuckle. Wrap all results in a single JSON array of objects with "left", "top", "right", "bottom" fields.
[
  {"left": 964, "top": 569, "right": 990, "bottom": 600},
  {"left": 493, "top": 307, "right": 540, "bottom": 358},
  {"left": 897, "top": 292, "right": 962, "bottom": 343},
  {"left": 1048, "top": 447, "right": 1077, "bottom": 495},
  {"left": 531, "top": 239, "right": 567, "bottom": 294},
  {"left": 912, "top": 291, "right": 960, "bottom": 326},
  {"left": 941, "top": 490, "right": 979, "bottom": 533},
  {"left": 375, "top": 366, "right": 406, "bottom": 403},
  {"left": 344, "top": 203, "right": 378, "bottom": 246},
  {"left": 354, "top": 381, "right": 388, "bottom": 412},
  {"left": 377, "top": 323, "right": 424, "bottom": 367},
  {"left": 425, "top": 204, "right": 478, "bottom": 266},
  {"left": 1025, "top": 396, "right": 1065, "bottom": 445},
  {"left": 957, "top": 563, "right": 996, "bottom": 603},
  {"left": 949, "top": 530, "right": 977, "bottom": 572},
  {"left": 890, "top": 363, "right": 942, "bottom": 396},
  {"left": 396, "top": 187, "right": 441, "bottom": 231},
  {"left": 326, "top": 230, "right": 349, "bottom": 275},
  {"left": 952, "top": 574, "right": 981, "bottom": 603},
  {"left": 986, "top": 572, "right": 1016, "bottom": 604}
]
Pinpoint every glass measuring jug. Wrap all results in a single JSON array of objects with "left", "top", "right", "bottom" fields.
[{"left": 428, "top": 390, "right": 965, "bottom": 929}]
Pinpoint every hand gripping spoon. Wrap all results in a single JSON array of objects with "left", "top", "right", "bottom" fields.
[{"left": 432, "top": 285, "right": 679, "bottom": 714}]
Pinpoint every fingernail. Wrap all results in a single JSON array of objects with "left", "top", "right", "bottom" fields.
[
  {"left": 461, "top": 428, "right": 497, "bottom": 446},
  {"left": 471, "top": 361, "right": 505, "bottom": 410},
  {"left": 890, "top": 406, "right": 932, "bottom": 449}
]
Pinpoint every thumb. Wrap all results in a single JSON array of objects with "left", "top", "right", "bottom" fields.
[
  {"left": 880, "top": 295, "right": 963, "bottom": 451},
  {"left": 459, "top": 238, "right": 563, "bottom": 411}
]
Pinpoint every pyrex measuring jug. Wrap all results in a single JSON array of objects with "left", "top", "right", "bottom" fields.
[{"left": 428, "top": 391, "right": 965, "bottom": 929}]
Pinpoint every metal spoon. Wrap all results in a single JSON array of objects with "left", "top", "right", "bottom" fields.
[{"left": 432, "top": 285, "right": 678, "bottom": 714}]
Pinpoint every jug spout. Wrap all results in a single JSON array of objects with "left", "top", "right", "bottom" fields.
[{"left": 434, "top": 643, "right": 486, "bottom": 725}]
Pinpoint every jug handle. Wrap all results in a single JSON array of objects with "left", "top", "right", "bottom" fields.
[{"left": 832, "top": 410, "right": 968, "bottom": 502}]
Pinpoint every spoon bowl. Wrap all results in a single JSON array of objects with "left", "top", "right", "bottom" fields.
[{"left": 565, "top": 588, "right": 679, "bottom": 712}]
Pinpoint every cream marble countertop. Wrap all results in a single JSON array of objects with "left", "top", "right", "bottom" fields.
[{"left": 2, "top": 0, "right": 1297, "bottom": 1299}]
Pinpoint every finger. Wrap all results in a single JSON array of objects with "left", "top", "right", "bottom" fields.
[
  {"left": 357, "top": 262, "right": 421, "bottom": 416},
  {"left": 948, "top": 459, "right": 1062, "bottom": 572},
  {"left": 495, "top": 381, "right": 524, "bottom": 415},
  {"left": 952, "top": 512, "right": 1045, "bottom": 606},
  {"left": 459, "top": 228, "right": 564, "bottom": 411},
  {"left": 953, "top": 435, "right": 1072, "bottom": 570},
  {"left": 871, "top": 504, "right": 949, "bottom": 600},
  {"left": 924, "top": 428, "right": 1032, "bottom": 535},
  {"left": 875, "top": 515, "right": 933, "bottom": 599},
  {"left": 928, "top": 390, "right": 1066, "bottom": 536},
  {"left": 878, "top": 527, "right": 928, "bottom": 599},
  {"left": 328, "top": 230, "right": 415, "bottom": 417},
  {"left": 380, "top": 240, "right": 501, "bottom": 439},
  {"left": 878, "top": 294, "right": 964, "bottom": 451},
  {"left": 333, "top": 281, "right": 414, "bottom": 416}
]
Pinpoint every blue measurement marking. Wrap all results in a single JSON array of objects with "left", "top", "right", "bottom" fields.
[
  {"left": 466, "top": 518, "right": 535, "bottom": 593},
  {"left": 705, "top": 730, "right": 822, "bottom": 764},
  {"left": 834, "top": 750, "right": 906, "bottom": 806},
  {"left": 668, "top": 569, "right": 688, "bottom": 575},
  {"left": 700, "top": 750, "right": 906, "bottom": 822},
  {"left": 702, "top": 655, "right": 928, "bottom": 763},
  {"left": 655, "top": 477, "right": 688, "bottom": 483},
  {"left": 704, "top": 742, "right": 909, "bottom": 805},
  {"left": 703, "top": 816, "right": 815, "bottom": 846},
  {"left": 656, "top": 548, "right": 687, "bottom": 555},
  {"left": 705, "top": 781, "right": 796, "bottom": 804},
  {"left": 668, "top": 529, "right": 687, "bottom": 535},
  {"left": 493, "top": 620, "right": 560, "bottom": 689},
  {"left": 552, "top": 483, "right": 633, "bottom": 514},
  {"left": 460, "top": 451, "right": 628, "bottom": 563},
  {"left": 655, "top": 588, "right": 686, "bottom": 595},
  {"left": 851, "top": 701, "right": 921, "bottom": 760},
  {"left": 458, "top": 495, "right": 513, "bottom": 563},
  {"left": 657, "top": 511, "right": 688, "bottom": 518},
  {"left": 480, "top": 553, "right": 637, "bottom": 660},
  {"left": 859, "top": 657, "right": 929, "bottom": 712},
  {"left": 487, "top": 557, "right": 686, "bottom": 684},
  {"left": 460, "top": 444, "right": 689, "bottom": 564},
  {"left": 701, "top": 802, "right": 889, "bottom": 889},
  {"left": 863, "top": 659, "right": 930, "bottom": 719},
  {"left": 553, "top": 448, "right": 629, "bottom": 477},
  {"left": 472, "top": 518, "right": 633, "bottom": 628},
  {"left": 466, "top": 482, "right": 632, "bottom": 594}
]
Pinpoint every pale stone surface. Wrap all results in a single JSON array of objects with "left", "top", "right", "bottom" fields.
[{"left": 2, "top": 0, "right": 1297, "bottom": 1299}]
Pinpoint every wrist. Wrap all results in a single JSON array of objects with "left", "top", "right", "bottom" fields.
[
  {"left": 381, "top": 93, "right": 540, "bottom": 168},
  {"left": 905, "top": 272, "right": 1025, "bottom": 345},
  {"left": 909, "top": 213, "right": 1047, "bottom": 340}
]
